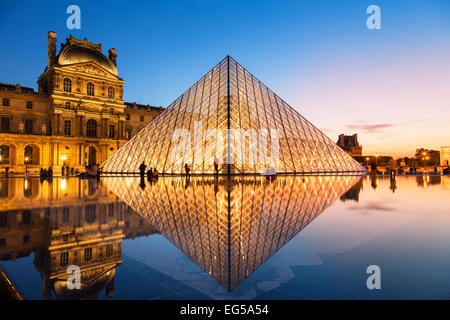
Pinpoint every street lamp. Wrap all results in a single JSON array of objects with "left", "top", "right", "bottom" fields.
[
  {"left": 60, "top": 155, "right": 68, "bottom": 176},
  {"left": 375, "top": 153, "right": 379, "bottom": 165},
  {"left": 24, "top": 156, "right": 29, "bottom": 175}
]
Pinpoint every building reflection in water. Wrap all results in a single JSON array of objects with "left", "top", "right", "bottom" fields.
[
  {"left": 340, "top": 179, "right": 363, "bottom": 202},
  {"left": 104, "top": 175, "right": 362, "bottom": 291},
  {"left": 0, "top": 177, "right": 158, "bottom": 300}
]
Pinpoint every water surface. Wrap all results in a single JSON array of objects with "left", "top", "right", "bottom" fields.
[{"left": 0, "top": 175, "right": 448, "bottom": 299}]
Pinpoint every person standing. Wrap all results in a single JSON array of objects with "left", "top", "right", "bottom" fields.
[{"left": 139, "top": 162, "right": 147, "bottom": 178}]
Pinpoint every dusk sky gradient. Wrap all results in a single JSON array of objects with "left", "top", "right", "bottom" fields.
[{"left": 1, "top": 0, "right": 449, "bottom": 157}]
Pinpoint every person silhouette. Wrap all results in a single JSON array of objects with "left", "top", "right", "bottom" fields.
[{"left": 139, "top": 162, "right": 147, "bottom": 178}]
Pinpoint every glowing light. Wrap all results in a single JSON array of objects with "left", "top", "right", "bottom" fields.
[
  {"left": 61, "top": 155, "right": 68, "bottom": 161},
  {"left": 61, "top": 178, "right": 67, "bottom": 191}
]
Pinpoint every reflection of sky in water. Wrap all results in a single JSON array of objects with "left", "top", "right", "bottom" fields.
[{"left": 0, "top": 176, "right": 449, "bottom": 299}]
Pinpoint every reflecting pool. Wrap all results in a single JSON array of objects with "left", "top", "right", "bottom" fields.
[{"left": 0, "top": 175, "right": 449, "bottom": 299}]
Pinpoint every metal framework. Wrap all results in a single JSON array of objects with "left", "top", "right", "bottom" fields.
[
  {"left": 104, "top": 175, "right": 362, "bottom": 291},
  {"left": 101, "top": 56, "right": 366, "bottom": 174}
]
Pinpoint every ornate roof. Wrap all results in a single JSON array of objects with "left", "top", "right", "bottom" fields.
[{"left": 57, "top": 35, "right": 118, "bottom": 76}]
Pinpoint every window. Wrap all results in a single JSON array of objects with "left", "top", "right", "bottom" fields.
[
  {"left": 109, "top": 108, "right": 114, "bottom": 115},
  {"left": 63, "top": 207, "right": 70, "bottom": 223},
  {"left": 109, "top": 125, "right": 115, "bottom": 138},
  {"left": 87, "top": 82, "right": 94, "bottom": 96},
  {"left": 85, "top": 204, "right": 96, "bottom": 223},
  {"left": 2, "top": 98, "right": 9, "bottom": 106},
  {"left": 64, "top": 120, "right": 71, "bottom": 136},
  {"left": 63, "top": 234, "right": 68, "bottom": 242},
  {"left": 108, "top": 87, "right": 115, "bottom": 99},
  {"left": 84, "top": 247, "right": 92, "bottom": 261},
  {"left": 65, "top": 102, "right": 71, "bottom": 110},
  {"left": 26, "top": 101, "right": 32, "bottom": 109},
  {"left": 126, "top": 114, "right": 130, "bottom": 120},
  {"left": 24, "top": 146, "right": 33, "bottom": 164},
  {"left": 22, "top": 211, "right": 31, "bottom": 225},
  {"left": 0, "top": 239, "right": 5, "bottom": 247},
  {"left": 126, "top": 128, "right": 132, "bottom": 140},
  {"left": 106, "top": 244, "right": 113, "bottom": 257},
  {"left": 23, "top": 235, "right": 30, "bottom": 243},
  {"left": 0, "top": 117, "right": 10, "bottom": 133},
  {"left": 60, "top": 252, "right": 69, "bottom": 267},
  {"left": 25, "top": 119, "right": 33, "bottom": 134},
  {"left": 107, "top": 203, "right": 114, "bottom": 217},
  {"left": 0, "top": 213, "right": 6, "bottom": 227},
  {"left": 0, "top": 145, "right": 10, "bottom": 164},
  {"left": 140, "top": 115, "right": 144, "bottom": 122},
  {"left": 63, "top": 78, "right": 72, "bottom": 92},
  {"left": 86, "top": 119, "right": 97, "bottom": 137}
]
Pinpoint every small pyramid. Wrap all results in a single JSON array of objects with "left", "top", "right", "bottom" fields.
[{"left": 102, "top": 56, "right": 366, "bottom": 174}]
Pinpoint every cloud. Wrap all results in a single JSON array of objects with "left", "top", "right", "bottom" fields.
[{"left": 345, "top": 123, "right": 395, "bottom": 134}]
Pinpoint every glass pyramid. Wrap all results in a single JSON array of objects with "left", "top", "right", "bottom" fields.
[
  {"left": 102, "top": 56, "right": 366, "bottom": 174},
  {"left": 104, "top": 175, "right": 362, "bottom": 291}
]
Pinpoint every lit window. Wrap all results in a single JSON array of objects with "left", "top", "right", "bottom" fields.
[
  {"left": 63, "top": 78, "right": 72, "bottom": 92},
  {"left": 87, "top": 82, "right": 94, "bottom": 96}
]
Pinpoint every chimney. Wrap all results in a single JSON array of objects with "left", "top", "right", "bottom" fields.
[
  {"left": 353, "top": 134, "right": 358, "bottom": 145},
  {"left": 47, "top": 31, "right": 57, "bottom": 67},
  {"left": 109, "top": 48, "right": 117, "bottom": 66}
]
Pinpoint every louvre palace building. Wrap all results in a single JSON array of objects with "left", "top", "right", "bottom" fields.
[{"left": 0, "top": 31, "right": 163, "bottom": 175}]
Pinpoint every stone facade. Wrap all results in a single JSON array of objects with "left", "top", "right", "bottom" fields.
[
  {"left": 336, "top": 134, "right": 363, "bottom": 157},
  {"left": 0, "top": 32, "right": 163, "bottom": 175}
]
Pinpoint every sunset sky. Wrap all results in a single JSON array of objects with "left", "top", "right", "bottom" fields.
[{"left": 1, "top": 0, "right": 449, "bottom": 157}]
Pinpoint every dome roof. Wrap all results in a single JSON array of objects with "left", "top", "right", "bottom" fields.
[{"left": 58, "top": 43, "right": 118, "bottom": 76}]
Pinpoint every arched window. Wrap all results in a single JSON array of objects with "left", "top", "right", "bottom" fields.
[
  {"left": 87, "top": 82, "right": 95, "bottom": 96},
  {"left": 108, "top": 86, "right": 115, "bottom": 99},
  {"left": 63, "top": 78, "right": 72, "bottom": 92},
  {"left": 24, "top": 145, "right": 39, "bottom": 165},
  {"left": 86, "top": 119, "right": 97, "bottom": 138},
  {"left": 0, "top": 145, "right": 10, "bottom": 164}
]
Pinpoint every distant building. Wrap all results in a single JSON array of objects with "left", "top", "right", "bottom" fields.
[
  {"left": 441, "top": 146, "right": 450, "bottom": 166},
  {"left": 337, "top": 134, "right": 362, "bottom": 157}
]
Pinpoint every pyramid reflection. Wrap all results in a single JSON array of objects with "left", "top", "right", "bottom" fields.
[{"left": 104, "top": 175, "right": 362, "bottom": 291}]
